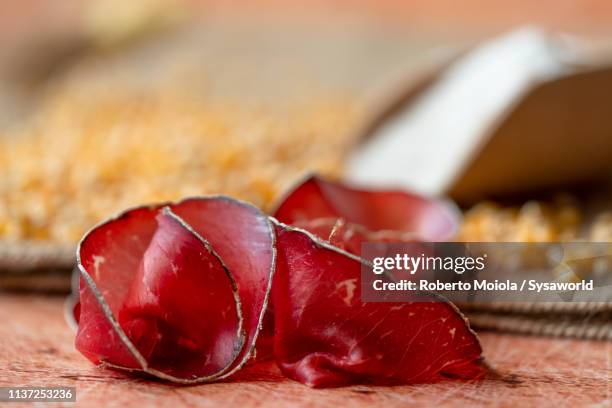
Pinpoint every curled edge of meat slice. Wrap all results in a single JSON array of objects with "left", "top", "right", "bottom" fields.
[
  {"left": 73, "top": 196, "right": 276, "bottom": 384},
  {"left": 270, "top": 218, "right": 486, "bottom": 388},
  {"left": 272, "top": 174, "right": 461, "bottom": 242},
  {"left": 290, "top": 217, "right": 421, "bottom": 255}
]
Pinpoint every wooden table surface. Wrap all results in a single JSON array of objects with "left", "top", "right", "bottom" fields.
[{"left": 0, "top": 294, "right": 610, "bottom": 407}]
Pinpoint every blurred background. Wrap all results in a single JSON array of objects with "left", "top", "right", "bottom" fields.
[{"left": 0, "top": 0, "right": 611, "bottom": 292}]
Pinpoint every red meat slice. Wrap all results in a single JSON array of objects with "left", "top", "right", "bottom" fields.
[
  {"left": 272, "top": 221, "right": 485, "bottom": 388},
  {"left": 75, "top": 198, "right": 275, "bottom": 383},
  {"left": 76, "top": 206, "right": 162, "bottom": 372},
  {"left": 169, "top": 197, "right": 276, "bottom": 375},
  {"left": 273, "top": 175, "right": 459, "bottom": 242},
  {"left": 117, "top": 208, "right": 243, "bottom": 380},
  {"left": 73, "top": 189, "right": 485, "bottom": 387}
]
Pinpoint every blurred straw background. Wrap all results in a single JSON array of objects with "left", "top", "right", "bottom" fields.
[{"left": 0, "top": 0, "right": 611, "bottom": 293}]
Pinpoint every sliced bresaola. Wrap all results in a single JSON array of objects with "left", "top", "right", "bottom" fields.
[
  {"left": 73, "top": 192, "right": 485, "bottom": 387},
  {"left": 273, "top": 175, "right": 459, "bottom": 242},
  {"left": 75, "top": 198, "right": 275, "bottom": 383},
  {"left": 272, "top": 220, "right": 485, "bottom": 388}
]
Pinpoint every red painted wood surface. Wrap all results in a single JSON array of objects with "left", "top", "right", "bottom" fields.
[{"left": 0, "top": 294, "right": 610, "bottom": 407}]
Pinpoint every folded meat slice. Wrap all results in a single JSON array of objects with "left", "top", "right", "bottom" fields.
[
  {"left": 273, "top": 175, "right": 459, "bottom": 242},
  {"left": 75, "top": 197, "right": 275, "bottom": 383},
  {"left": 76, "top": 205, "right": 165, "bottom": 372},
  {"left": 272, "top": 221, "right": 485, "bottom": 388},
  {"left": 73, "top": 191, "right": 484, "bottom": 387},
  {"left": 169, "top": 197, "right": 276, "bottom": 376},
  {"left": 117, "top": 208, "right": 245, "bottom": 380}
]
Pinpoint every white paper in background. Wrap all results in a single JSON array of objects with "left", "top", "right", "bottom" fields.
[{"left": 346, "top": 27, "right": 593, "bottom": 196}]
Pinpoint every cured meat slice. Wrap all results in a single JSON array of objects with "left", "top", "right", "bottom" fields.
[
  {"left": 117, "top": 209, "right": 243, "bottom": 380},
  {"left": 169, "top": 197, "right": 276, "bottom": 375},
  {"left": 75, "top": 198, "right": 275, "bottom": 383},
  {"left": 272, "top": 221, "right": 485, "bottom": 387},
  {"left": 76, "top": 206, "right": 163, "bottom": 372},
  {"left": 73, "top": 191, "right": 485, "bottom": 387},
  {"left": 273, "top": 175, "right": 459, "bottom": 242}
]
